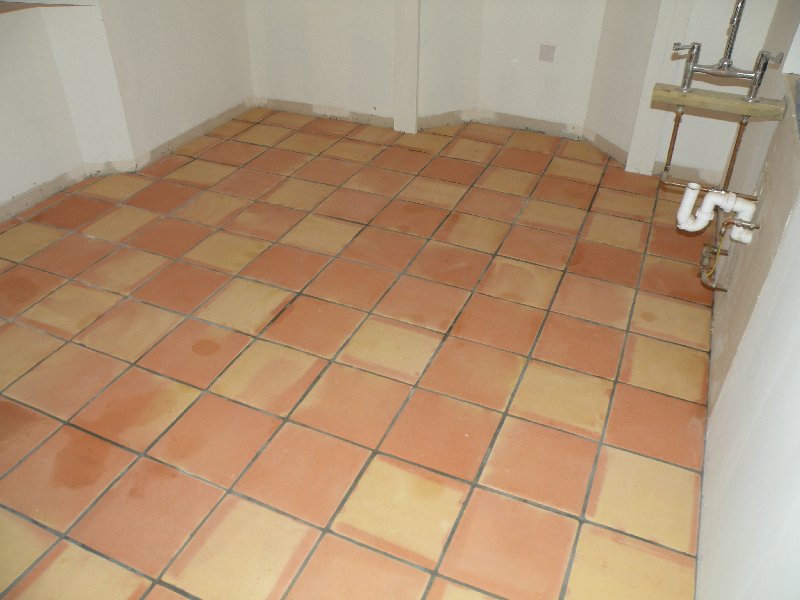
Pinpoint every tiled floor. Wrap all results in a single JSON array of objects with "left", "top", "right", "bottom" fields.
[{"left": 0, "top": 110, "right": 710, "bottom": 599}]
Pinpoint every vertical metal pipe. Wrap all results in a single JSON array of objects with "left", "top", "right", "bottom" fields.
[
  {"left": 663, "top": 107, "right": 684, "bottom": 176},
  {"left": 723, "top": 0, "right": 746, "bottom": 64},
  {"left": 723, "top": 115, "right": 749, "bottom": 189}
]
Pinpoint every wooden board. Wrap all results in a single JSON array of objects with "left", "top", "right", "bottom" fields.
[{"left": 652, "top": 83, "right": 785, "bottom": 120}]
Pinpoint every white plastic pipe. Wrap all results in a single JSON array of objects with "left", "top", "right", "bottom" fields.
[{"left": 676, "top": 182, "right": 757, "bottom": 243}]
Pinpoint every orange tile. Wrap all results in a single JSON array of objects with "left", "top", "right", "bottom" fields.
[
  {"left": 31, "top": 195, "right": 111, "bottom": 230},
  {"left": 581, "top": 213, "right": 648, "bottom": 252},
  {"left": 70, "top": 459, "right": 222, "bottom": 576},
  {"left": 339, "top": 315, "right": 442, "bottom": 384},
  {"left": 0, "top": 427, "right": 134, "bottom": 531},
  {"left": 138, "top": 154, "right": 192, "bottom": 178},
  {"left": 631, "top": 291, "right": 711, "bottom": 350},
  {"left": 341, "top": 226, "right": 424, "bottom": 271},
  {"left": 294, "top": 156, "right": 362, "bottom": 186},
  {"left": 241, "top": 243, "right": 329, "bottom": 291},
  {"left": 0, "top": 507, "right": 57, "bottom": 593},
  {"left": 64, "top": 176, "right": 102, "bottom": 193},
  {"left": 139, "top": 319, "right": 249, "bottom": 388},
  {"left": 305, "top": 259, "right": 396, "bottom": 310},
  {"left": 314, "top": 188, "right": 389, "bottom": 224},
  {"left": 398, "top": 176, "right": 467, "bottom": 210},
  {"left": 545, "top": 158, "right": 603, "bottom": 185},
  {"left": 422, "top": 157, "right": 485, "bottom": 186},
  {"left": 453, "top": 293, "right": 544, "bottom": 354},
  {"left": 237, "top": 423, "right": 369, "bottom": 526},
  {"left": 166, "top": 160, "right": 237, "bottom": 188},
  {"left": 200, "top": 140, "right": 265, "bottom": 166},
  {"left": 195, "top": 278, "right": 293, "bottom": 335},
  {"left": 375, "top": 275, "right": 469, "bottom": 332},
  {"left": 440, "top": 488, "right": 577, "bottom": 599},
  {"left": 381, "top": 389, "right": 500, "bottom": 479},
  {"left": 211, "top": 340, "right": 326, "bottom": 415},
  {"left": 640, "top": 255, "right": 713, "bottom": 306},
  {"left": 246, "top": 147, "right": 312, "bottom": 175},
  {"left": 423, "top": 123, "right": 465, "bottom": 137},
  {"left": 395, "top": 132, "right": 451, "bottom": 153},
  {"left": 20, "top": 283, "right": 119, "bottom": 339},
  {"left": 421, "top": 337, "right": 525, "bottom": 410},
  {"left": 126, "top": 180, "right": 198, "bottom": 213},
  {"left": 0, "top": 399, "right": 59, "bottom": 476},
  {"left": 281, "top": 214, "right": 361, "bottom": 255},
  {"left": 263, "top": 296, "right": 364, "bottom": 358},
  {"left": 427, "top": 578, "right": 494, "bottom": 599},
  {"left": 323, "top": 139, "right": 385, "bottom": 163},
  {"left": 568, "top": 240, "right": 643, "bottom": 287},
  {"left": 492, "top": 146, "right": 551, "bottom": 175},
  {"left": 557, "top": 139, "right": 608, "bottom": 164},
  {"left": 72, "top": 368, "right": 198, "bottom": 451},
  {"left": 0, "top": 265, "right": 64, "bottom": 318},
  {"left": 499, "top": 225, "right": 574, "bottom": 269},
  {"left": 172, "top": 190, "right": 249, "bottom": 226},
  {"left": 293, "top": 363, "right": 410, "bottom": 447},
  {"left": 602, "top": 166, "right": 660, "bottom": 196},
  {"left": 0, "top": 323, "right": 62, "bottom": 389},
  {"left": 344, "top": 166, "right": 413, "bottom": 197},
  {"left": 507, "top": 130, "right": 560, "bottom": 153},
  {"left": 133, "top": 261, "right": 229, "bottom": 313},
  {"left": 176, "top": 135, "right": 221, "bottom": 157},
  {"left": 262, "top": 178, "right": 335, "bottom": 211},
  {"left": 460, "top": 122, "right": 513, "bottom": 145},
  {"left": 532, "top": 175, "right": 596, "bottom": 209},
  {"left": 442, "top": 138, "right": 501, "bottom": 163},
  {"left": 348, "top": 124, "right": 403, "bottom": 146},
  {"left": 208, "top": 119, "right": 251, "bottom": 138},
  {"left": 475, "top": 166, "right": 538, "bottom": 196},
  {"left": 149, "top": 393, "right": 280, "bottom": 486},
  {"left": 517, "top": 198, "right": 586, "bottom": 235},
  {"left": 223, "top": 201, "right": 304, "bottom": 241},
  {"left": 237, "top": 107, "right": 273, "bottom": 122},
  {"left": 592, "top": 187, "right": 655, "bottom": 222},
  {"left": 264, "top": 111, "right": 316, "bottom": 129},
  {"left": 211, "top": 168, "right": 283, "bottom": 199},
  {"left": 81, "top": 174, "right": 151, "bottom": 201},
  {"left": 128, "top": 218, "right": 213, "bottom": 258},
  {"left": 478, "top": 256, "right": 561, "bottom": 309},
  {"left": 277, "top": 132, "right": 339, "bottom": 155},
  {"left": 370, "top": 146, "right": 433, "bottom": 173},
  {"left": 534, "top": 313, "right": 625, "bottom": 379},
  {"left": 24, "top": 234, "right": 114, "bottom": 278},
  {"left": 143, "top": 586, "right": 188, "bottom": 600},
  {"left": 481, "top": 417, "right": 596, "bottom": 514},
  {"left": 648, "top": 223, "right": 711, "bottom": 263},
  {"left": 552, "top": 273, "right": 635, "bottom": 328},
  {"left": 0, "top": 223, "right": 62, "bottom": 262},
  {"left": 6, "top": 344, "right": 126, "bottom": 420},
  {"left": 235, "top": 123, "right": 293, "bottom": 147},
  {"left": 407, "top": 241, "right": 491, "bottom": 289},
  {"left": 287, "top": 534, "right": 429, "bottom": 600},
  {"left": 303, "top": 117, "right": 359, "bottom": 137},
  {"left": 434, "top": 213, "right": 510, "bottom": 253},
  {"left": 455, "top": 188, "right": 524, "bottom": 223},
  {"left": 371, "top": 199, "right": 448, "bottom": 237},
  {"left": 77, "top": 247, "right": 167, "bottom": 295}
]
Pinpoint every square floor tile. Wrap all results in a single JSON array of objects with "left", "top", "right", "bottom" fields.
[
  {"left": 557, "top": 139, "right": 608, "bottom": 164},
  {"left": 478, "top": 256, "right": 561, "bottom": 309},
  {"left": 184, "top": 231, "right": 269, "bottom": 273},
  {"left": 241, "top": 244, "right": 329, "bottom": 291},
  {"left": 223, "top": 202, "right": 305, "bottom": 241},
  {"left": 434, "top": 213, "right": 510, "bottom": 253},
  {"left": 133, "top": 261, "right": 230, "bottom": 313},
  {"left": 173, "top": 190, "right": 249, "bottom": 226},
  {"left": 532, "top": 175, "right": 596, "bottom": 209},
  {"left": 262, "top": 178, "right": 335, "bottom": 211},
  {"left": 78, "top": 247, "right": 168, "bottom": 295},
  {"left": 456, "top": 188, "right": 524, "bottom": 223},
  {"left": 20, "top": 283, "right": 119, "bottom": 339},
  {"left": 292, "top": 363, "right": 410, "bottom": 447},
  {"left": 196, "top": 278, "right": 293, "bottom": 335},
  {"left": 0, "top": 265, "right": 64, "bottom": 318},
  {"left": 440, "top": 488, "right": 577, "bottom": 600},
  {"left": 323, "top": 139, "right": 385, "bottom": 163},
  {"left": 631, "top": 291, "right": 711, "bottom": 350},
  {"left": 442, "top": 138, "right": 501, "bottom": 163},
  {"left": 407, "top": 241, "right": 491, "bottom": 290},
  {"left": 476, "top": 166, "right": 538, "bottom": 196},
  {"left": 0, "top": 507, "right": 57, "bottom": 593},
  {"left": 602, "top": 166, "right": 660, "bottom": 196},
  {"left": 460, "top": 122, "right": 514, "bottom": 145},
  {"left": 333, "top": 455, "right": 468, "bottom": 568},
  {"left": 263, "top": 296, "right": 364, "bottom": 358},
  {"left": 0, "top": 427, "right": 134, "bottom": 531},
  {"left": 395, "top": 132, "right": 451, "bottom": 153},
  {"left": 72, "top": 368, "right": 198, "bottom": 451},
  {"left": 211, "top": 168, "right": 283, "bottom": 199},
  {"left": 343, "top": 166, "right": 413, "bottom": 197},
  {"left": 82, "top": 206, "right": 158, "bottom": 242},
  {"left": 397, "top": 177, "right": 466, "bottom": 210},
  {"left": 166, "top": 160, "right": 238, "bottom": 188},
  {"left": 235, "top": 124, "right": 293, "bottom": 146},
  {"left": 493, "top": 146, "right": 551, "bottom": 175},
  {"left": 581, "top": 213, "right": 648, "bottom": 252},
  {"left": 338, "top": 315, "right": 442, "bottom": 384},
  {"left": 246, "top": 147, "right": 312, "bottom": 175},
  {"left": 453, "top": 293, "right": 544, "bottom": 355},
  {"left": 303, "top": 117, "right": 358, "bottom": 137},
  {"left": 349, "top": 124, "right": 403, "bottom": 146},
  {"left": 24, "top": 234, "right": 114, "bottom": 278},
  {"left": 208, "top": 119, "right": 251, "bottom": 138},
  {"left": 370, "top": 146, "right": 433, "bottom": 173},
  {"left": 237, "top": 423, "right": 369, "bottom": 526},
  {"left": 375, "top": 275, "right": 469, "bottom": 332},
  {"left": 281, "top": 214, "right": 362, "bottom": 255},
  {"left": 566, "top": 524, "right": 696, "bottom": 600},
  {"left": 140, "top": 319, "right": 249, "bottom": 388},
  {"left": 314, "top": 188, "right": 389, "bottom": 224},
  {"left": 82, "top": 174, "right": 151, "bottom": 201},
  {"left": 586, "top": 447, "right": 700, "bottom": 554},
  {"left": 371, "top": 199, "right": 447, "bottom": 237},
  {"left": 305, "top": 259, "right": 396, "bottom": 310},
  {"left": 341, "top": 226, "right": 424, "bottom": 271},
  {"left": 164, "top": 495, "right": 318, "bottom": 600},
  {"left": 277, "top": 132, "right": 339, "bottom": 155},
  {"left": 499, "top": 225, "right": 574, "bottom": 270},
  {"left": 149, "top": 393, "right": 280, "bottom": 486},
  {"left": 481, "top": 417, "right": 596, "bottom": 514},
  {"left": 176, "top": 135, "right": 222, "bottom": 157},
  {"left": 517, "top": 199, "right": 586, "bottom": 236},
  {"left": 125, "top": 180, "right": 198, "bottom": 213},
  {"left": 568, "top": 240, "right": 643, "bottom": 288},
  {"left": 70, "top": 459, "right": 222, "bottom": 576},
  {"left": 381, "top": 389, "right": 500, "bottom": 479},
  {"left": 510, "top": 360, "right": 612, "bottom": 439},
  {"left": 545, "top": 158, "right": 603, "bottom": 185},
  {"left": 421, "top": 337, "right": 525, "bottom": 410},
  {"left": 0, "top": 400, "right": 59, "bottom": 477},
  {"left": 31, "top": 195, "right": 112, "bottom": 230},
  {"left": 421, "top": 157, "right": 485, "bottom": 186},
  {"left": 0, "top": 323, "right": 62, "bottom": 389},
  {"left": 640, "top": 255, "right": 713, "bottom": 306},
  {"left": 592, "top": 188, "right": 655, "bottom": 222},
  {"left": 0, "top": 223, "right": 63, "bottom": 262},
  {"left": 211, "top": 340, "right": 326, "bottom": 415},
  {"left": 137, "top": 154, "right": 192, "bottom": 179},
  {"left": 265, "top": 112, "right": 316, "bottom": 129},
  {"left": 200, "top": 140, "right": 265, "bottom": 166},
  {"left": 552, "top": 273, "right": 635, "bottom": 329},
  {"left": 647, "top": 224, "right": 710, "bottom": 263},
  {"left": 236, "top": 106, "right": 273, "bottom": 122},
  {"left": 427, "top": 578, "right": 494, "bottom": 599},
  {"left": 128, "top": 218, "right": 213, "bottom": 258}
]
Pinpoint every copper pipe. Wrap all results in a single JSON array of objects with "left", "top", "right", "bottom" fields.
[
  {"left": 662, "top": 107, "right": 684, "bottom": 175},
  {"left": 723, "top": 115, "right": 749, "bottom": 189},
  {"left": 661, "top": 177, "right": 758, "bottom": 202}
]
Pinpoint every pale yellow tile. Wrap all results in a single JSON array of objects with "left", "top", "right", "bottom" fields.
[
  {"left": 631, "top": 292, "right": 711, "bottom": 351},
  {"left": 196, "top": 279, "right": 293, "bottom": 335},
  {"left": 20, "top": 283, "right": 119, "bottom": 339},
  {"left": 263, "top": 179, "right": 335, "bottom": 211},
  {"left": 0, "top": 223, "right": 62, "bottom": 261},
  {"left": 281, "top": 215, "right": 361, "bottom": 255},
  {"left": 395, "top": 132, "right": 450, "bottom": 153},
  {"left": 173, "top": 191, "right": 250, "bottom": 227},
  {"left": 236, "top": 124, "right": 293, "bottom": 146},
  {"left": 0, "top": 324, "right": 62, "bottom": 388},
  {"left": 184, "top": 232, "right": 268, "bottom": 273},
  {"left": 399, "top": 177, "right": 467, "bottom": 210},
  {"left": 166, "top": 160, "right": 237, "bottom": 187},
  {"left": 82, "top": 174, "right": 151, "bottom": 201},
  {"left": 82, "top": 206, "right": 158, "bottom": 242},
  {"left": 0, "top": 508, "right": 56, "bottom": 592},
  {"left": 478, "top": 257, "right": 561, "bottom": 309}
]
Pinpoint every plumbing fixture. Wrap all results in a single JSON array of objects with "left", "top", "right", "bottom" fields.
[{"left": 677, "top": 182, "right": 759, "bottom": 243}]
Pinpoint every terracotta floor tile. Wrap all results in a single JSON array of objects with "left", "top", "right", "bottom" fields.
[
  {"left": 648, "top": 223, "right": 711, "bottom": 263},
  {"left": 407, "top": 241, "right": 491, "bottom": 289},
  {"left": 375, "top": 275, "right": 469, "bottom": 332},
  {"left": 581, "top": 213, "right": 648, "bottom": 252},
  {"left": 620, "top": 334, "right": 709, "bottom": 404},
  {"left": 237, "top": 423, "right": 369, "bottom": 526},
  {"left": 455, "top": 188, "right": 524, "bottom": 223},
  {"left": 133, "top": 261, "right": 228, "bottom": 313},
  {"left": 21, "top": 195, "right": 63, "bottom": 221},
  {"left": 264, "top": 111, "right": 316, "bottom": 129},
  {"left": 453, "top": 293, "right": 544, "bottom": 354},
  {"left": 0, "top": 400, "right": 59, "bottom": 476},
  {"left": 176, "top": 135, "right": 221, "bottom": 157},
  {"left": 0, "top": 223, "right": 62, "bottom": 262},
  {"left": 31, "top": 195, "right": 111, "bottom": 230},
  {"left": 223, "top": 201, "right": 304, "bottom": 241},
  {"left": 602, "top": 166, "right": 660, "bottom": 196},
  {"left": 568, "top": 240, "right": 643, "bottom": 288},
  {"left": 200, "top": 140, "right": 265, "bottom": 166},
  {"left": 287, "top": 534, "right": 429, "bottom": 600},
  {"left": 235, "top": 123, "right": 293, "bottom": 146},
  {"left": 532, "top": 175, "right": 597, "bottom": 209},
  {"left": 423, "top": 124, "right": 464, "bottom": 136},
  {"left": 0, "top": 265, "right": 64, "bottom": 318},
  {"left": 277, "top": 132, "right": 338, "bottom": 155},
  {"left": 557, "top": 139, "right": 608, "bottom": 164},
  {"left": 164, "top": 495, "right": 318, "bottom": 599},
  {"left": 166, "top": 160, "right": 237, "bottom": 188},
  {"left": 339, "top": 315, "right": 442, "bottom": 383},
  {"left": 478, "top": 256, "right": 561, "bottom": 309},
  {"left": 534, "top": 313, "right": 625, "bottom": 379},
  {"left": 172, "top": 190, "right": 250, "bottom": 226},
  {"left": 499, "top": 225, "right": 574, "bottom": 269},
  {"left": 314, "top": 188, "right": 389, "bottom": 224},
  {"left": 606, "top": 384, "right": 706, "bottom": 470},
  {"left": 78, "top": 247, "right": 167, "bottom": 294},
  {"left": 0, "top": 507, "right": 57, "bottom": 593},
  {"left": 82, "top": 205, "right": 158, "bottom": 242},
  {"left": 440, "top": 488, "right": 577, "bottom": 600},
  {"left": 434, "top": 213, "right": 509, "bottom": 253},
  {"left": 341, "top": 226, "right": 424, "bottom": 271},
  {"left": 640, "top": 255, "right": 713, "bottom": 306},
  {"left": 381, "top": 389, "right": 500, "bottom": 479},
  {"left": 422, "top": 157, "right": 485, "bottom": 186},
  {"left": 6, "top": 344, "right": 125, "bottom": 419},
  {"left": 482, "top": 417, "right": 596, "bottom": 514},
  {"left": 506, "top": 130, "right": 560, "bottom": 153},
  {"left": 492, "top": 146, "right": 551, "bottom": 175},
  {"left": 348, "top": 124, "right": 403, "bottom": 146},
  {"left": 126, "top": 180, "right": 198, "bottom": 213},
  {"left": 20, "top": 282, "right": 119, "bottom": 339},
  {"left": 264, "top": 296, "right": 363, "bottom": 358},
  {"left": 184, "top": 231, "right": 268, "bottom": 273},
  {"left": 24, "top": 234, "right": 114, "bottom": 278},
  {"left": 303, "top": 117, "right": 358, "bottom": 137},
  {"left": 427, "top": 578, "right": 494, "bottom": 599},
  {"left": 294, "top": 156, "right": 362, "bottom": 186},
  {"left": 631, "top": 291, "right": 711, "bottom": 350},
  {"left": 149, "top": 393, "right": 280, "bottom": 486},
  {"left": 653, "top": 197, "right": 681, "bottom": 226},
  {"left": 333, "top": 455, "right": 468, "bottom": 568},
  {"left": 442, "top": 138, "right": 500, "bottom": 163},
  {"left": 545, "top": 158, "right": 603, "bottom": 185},
  {"left": 476, "top": 166, "right": 538, "bottom": 196},
  {"left": 566, "top": 524, "right": 696, "bottom": 600},
  {"left": 421, "top": 337, "right": 525, "bottom": 410},
  {"left": 262, "top": 178, "right": 335, "bottom": 211},
  {"left": 208, "top": 119, "right": 251, "bottom": 138},
  {"left": 241, "top": 244, "right": 329, "bottom": 291},
  {"left": 0, "top": 323, "right": 62, "bottom": 389},
  {"left": 517, "top": 199, "right": 586, "bottom": 236},
  {"left": 293, "top": 363, "right": 410, "bottom": 447},
  {"left": 6, "top": 541, "right": 149, "bottom": 600},
  {"left": 70, "top": 459, "right": 222, "bottom": 576},
  {"left": 323, "top": 139, "right": 385, "bottom": 163},
  {"left": 305, "top": 259, "right": 396, "bottom": 310},
  {"left": 246, "top": 147, "right": 312, "bottom": 175},
  {"left": 77, "top": 299, "right": 181, "bottom": 361},
  {"left": 81, "top": 173, "right": 151, "bottom": 201},
  {"left": 398, "top": 176, "right": 466, "bottom": 210},
  {"left": 395, "top": 132, "right": 451, "bottom": 153},
  {"left": 592, "top": 188, "right": 654, "bottom": 222},
  {"left": 586, "top": 447, "right": 700, "bottom": 554},
  {"left": 237, "top": 107, "right": 273, "bottom": 122},
  {"left": 553, "top": 273, "right": 635, "bottom": 329},
  {"left": 138, "top": 154, "right": 192, "bottom": 178},
  {"left": 196, "top": 278, "right": 293, "bottom": 335},
  {"left": 211, "top": 168, "right": 283, "bottom": 200},
  {"left": 128, "top": 218, "right": 213, "bottom": 258},
  {"left": 143, "top": 585, "right": 188, "bottom": 600},
  {"left": 460, "top": 122, "right": 514, "bottom": 145},
  {"left": 0, "top": 427, "right": 134, "bottom": 531},
  {"left": 370, "top": 145, "right": 433, "bottom": 173},
  {"left": 211, "top": 340, "right": 326, "bottom": 415},
  {"left": 371, "top": 199, "right": 448, "bottom": 237},
  {"left": 343, "top": 166, "right": 413, "bottom": 197},
  {"left": 281, "top": 214, "right": 361, "bottom": 255}
]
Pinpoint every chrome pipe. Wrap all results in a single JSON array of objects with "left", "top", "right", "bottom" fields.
[{"left": 722, "top": 0, "right": 746, "bottom": 66}]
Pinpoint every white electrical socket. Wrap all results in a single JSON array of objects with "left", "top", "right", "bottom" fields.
[{"left": 539, "top": 44, "right": 556, "bottom": 62}]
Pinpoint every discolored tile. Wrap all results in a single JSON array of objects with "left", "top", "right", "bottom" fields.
[
  {"left": 344, "top": 166, "right": 413, "bottom": 197},
  {"left": 82, "top": 206, "right": 158, "bottom": 242},
  {"left": 314, "top": 188, "right": 389, "bottom": 224},
  {"left": 32, "top": 195, "right": 111, "bottom": 230},
  {"left": 237, "top": 107, "right": 273, "bottom": 122},
  {"left": 499, "top": 225, "right": 574, "bottom": 269},
  {"left": 349, "top": 124, "right": 403, "bottom": 146},
  {"left": 277, "top": 132, "right": 338, "bottom": 155},
  {"left": 305, "top": 259, "right": 396, "bottom": 310},
  {"left": 375, "top": 275, "right": 469, "bottom": 332},
  {"left": 442, "top": 138, "right": 500, "bottom": 163},
  {"left": 422, "top": 157, "right": 485, "bottom": 186},
  {"left": 0, "top": 223, "right": 62, "bottom": 262},
  {"left": 631, "top": 291, "right": 711, "bottom": 350},
  {"left": 200, "top": 140, "right": 265, "bottom": 166},
  {"left": 0, "top": 323, "right": 62, "bottom": 389},
  {"left": 517, "top": 198, "right": 586, "bottom": 236},
  {"left": 455, "top": 188, "right": 524, "bottom": 223},
  {"left": 532, "top": 175, "right": 596, "bottom": 209},
  {"left": 125, "top": 180, "right": 198, "bottom": 213},
  {"left": 196, "top": 278, "right": 293, "bottom": 335},
  {"left": 341, "top": 226, "right": 424, "bottom": 271},
  {"left": 545, "top": 157, "right": 603, "bottom": 185},
  {"left": 138, "top": 154, "right": 192, "bottom": 179},
  {"left": 127, "top": 218, "right": 213, "bottom": 258},
  {"left": 235, "top": 124, "right": 293, "bottom": 147},
  {"left": 246, "top": 147, "right": 312, "bottom": 175},
  {"left": 0, "top": 400, "right": 59, "bottom": 476},
  {"left": 647, "top": 223, "right": 710, "bottom": 264},
  {"left": 398, "top": 177, "right": 466, "bottom": 210},
  {"left": 82, "top": 173, "right": 151, "bottom": 201},
  {"left": 210, "top": 168, "right": 283, "bottom": 199},
  {"left": 133, "top": 261, "right": 229, "bottom": 313},
  {"left": 294, "top": 157, "right": 362, "bottom": 186},
  {"left": 370, "top": 145, "right": 433, "bottom": 174},
  {"left": 581, "top": 213, "right": 648, "bottom": 252},
  {"left": 507, "top": 130, "right": 560, "bottom": 154},
  {"left": 460, "top": 122, "right": 513, "bottom": 145},
  {"left": 323, "top": 139, "right": 384, "bottom": 163},
  {"left": 172, "top": 190, "right": 249, "bottom": 226},
  {"left": 371, "top": 199, "right": 448, "bottom": 237},
  {"left": 264, "top": 112, "right": 316, "bottom": 129},
  {"left": 427, "top": 578, "right": 494, "bottom": 599},
  {"left": 602, "top": 166, "right": 660, "bottom": 196},
  {"left": 303, "top": 117, "right": 359, "bottom": 137},
  {"left": 223, "top": 201, "right": 304, "bottom": 241},
  {"left": 0, "top": 265, "right": 64, "bottom": 318},
  {"left": 78, "top": 247, "right": 167, "bottom": 295},
  {"left": 166, "top": 160, "right": 237, "bottom": 188},
  {"left": 557, "top": 139, "right": 608, "bottom": 164},
  {"left": 452, "top": 293, "right": 544, "bottom": 354},
  {"left": 478, "top": 256, "right": 561, "bottom": 309},
  {"left": 262, "top": 178, "right": 335, "bottom": 211},
  {"left": 493, "top": 146, "right": 551, "bottom": 175},
  {"left": 24, "top": 234, "right": 114, "bottom": 278},
  {"left": 0, "top": 507, "right": 57, "bottom": 593},
  {"left": 475, "top": 166, "right": 538, "bottom": 196},
  {"left": 407, "top": 241, "right": 491, "bottom": 290},
  {"left": 183, "top": 231, "right": 268, "bottom": 273},
  {"left": 568, "top": 240, "right": 643, "bottom": 288},
  {"left": 241, "top": 244, "right": 329, "bottom": 291},
  {"left": 281, "top": 214, "right": 361, "bottom": 255},
  {"left": 395, "top": 132, "right": 450, "bottom": 153},
  {"left": 640, "top": 255, "right": 713, "bottom": 306},
  {"left": 434, "top": 213, "right": 509, "bottom": 253},
  {"left": 20, "top": 283, "right": 119, "bottom": 339},
  {"left": 592, "top": 188, "right": 655, "bottom": 222},
  {"left": 552, "top": 273, "right": 635, "bottom": 329},
  {"left": 208, "top": 119, "right": 251, "bottom": 138},
  {"left": 176, "top": 135, "right": 222, "bottom": 157}
]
